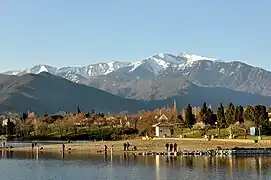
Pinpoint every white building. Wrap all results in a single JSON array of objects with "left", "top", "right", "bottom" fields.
[{"left": 152, "top": 122, "right": 175, "bottom": 137}]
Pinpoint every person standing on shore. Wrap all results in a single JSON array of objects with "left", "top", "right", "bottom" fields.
[
  {"left": 123, "top": 142, "right": 127, "bottom": 151},
  {"left": 127, "top": 142, "right": 130, "bottom": 151},
  {"left": 169, "top": 143, "right": 173, "bottom": 152},
  {"left": 62, "top": 144, "right": 65, "bottom": 152},
  {"left": 104, "top": 145, "right": 108, "bottom": 152},
  {"left": 165, "top": 143, "right": 169, "bottom": 152},
  {"left": 173, "top": 143, "right": 177, "bottom": 152}
]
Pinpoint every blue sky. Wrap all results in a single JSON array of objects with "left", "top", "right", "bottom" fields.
[{"left": 0, "top": 0, "right": 271, "bottom": 71}]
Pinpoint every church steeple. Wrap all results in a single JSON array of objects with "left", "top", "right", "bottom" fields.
[{"left": 173, "top": 100, "right": 178, "bottom": 121}]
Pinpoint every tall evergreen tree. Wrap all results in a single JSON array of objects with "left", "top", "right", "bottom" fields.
[
  {"left": 216, "top": 103, "right": 226, "bottom": 128},
  {"left": 198, "top": 102, "right": 208, "bottom": 124},
  {"left": 21, "top": 112, "right": 28, "bottom": 121},
  {"left": 244, "top": 105, "right": 254, "bottom": 122},
  {"left": 207, "top": 108, "right": 216, "bottom": 125},
  {"left": 234, "top": 105, "right": 244, "bottom": 123},
  {"left": 7, "top": 119, "right": 15, "bottom": 139},
  {"left": 185, "top": 104, "right": 196, "bottom": 129},
  {"left": 77, "top": 106, "right": 81, "bottom": 114},
  {"left": 253, "top": 105, "right": 268, "bottom": 128},
  {"left": 225, "top": 103, "right": 235, "bottom": 126}
]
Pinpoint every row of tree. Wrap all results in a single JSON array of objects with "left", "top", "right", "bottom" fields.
[{"left": 179, "top": 103, "right": 270, "bottom": 133}]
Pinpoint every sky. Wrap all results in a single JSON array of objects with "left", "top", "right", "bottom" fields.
[{"left": 0, "top": 0, "right": 271, "bottom": 71}]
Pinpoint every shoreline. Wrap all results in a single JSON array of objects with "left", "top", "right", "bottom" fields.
[{"left": 5, "top": 138, "right": 271, "bottom": 155}]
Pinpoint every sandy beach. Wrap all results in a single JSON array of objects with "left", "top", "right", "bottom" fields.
[{"left": 8, "top": 138, "right": 271, "bottom": 155}]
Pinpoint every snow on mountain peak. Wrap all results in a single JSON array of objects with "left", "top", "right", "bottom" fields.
[
  {"left": 128, "top": 54, "right": 171, "bottom": 75},
  {"left": 37, "top": 65, "right": 49, "bottom": 74},
  {"left": 152, "top": 53, "right": 185, "bottom": 64},
  {"left": 25, "top": 65, "right": 57, "bottom": 75},
  {"left": 178, "top": 52, "right": 218, "bottom": 62},
  {"left": 128, "top": 52, "right": 219, "bottom": 75},
  {"left": 1, "top": 52, "right": 223, "bottom": 80},
  {"left": 105, "top": 61, "right": 131, "bottom": 74}
]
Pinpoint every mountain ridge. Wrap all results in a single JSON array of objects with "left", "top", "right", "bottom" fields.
[
  {"left": 0, "top": 72, "right": 271, "bottom": 115},
  {"left": 0, "top": 72, "right": 151, "bottom": 114},
  {"left": 1, "top": 52, "right": 221, "bottom": 76},
  {"left": 2, "top": 52, "right": 271, "bottom": 98}
]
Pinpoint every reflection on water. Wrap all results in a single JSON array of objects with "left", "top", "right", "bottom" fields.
[{"left": 1, "top": 151, "right": 271, "bottom": 180}]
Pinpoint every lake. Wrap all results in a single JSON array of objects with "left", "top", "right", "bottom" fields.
[{"left": 0, "top": 151, "right": 271, "bottom": 180}]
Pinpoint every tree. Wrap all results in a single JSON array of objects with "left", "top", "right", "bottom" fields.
[
  {"left": 185, "top": 104, "right": 196, "bottom": 129},
  {"left": 216, "top": 103, "right": 226, "bottom": 128},
  {"left": 244, "top": 105, "right": 254, "bottom": 122},
  {"left": 207, "top": 108, "right": 216, "bottom": 125},
  {"left": 253, "top": 105, "right": 268, "bottom": 128},
  {"left": 36, "top": 121, "right": 49, "bottom": 136},
  {"left": 77, "top": 106, "right": 81, "bottom": 114},
  {"left": 198, "top": 102, "right": 208, "bottom": 124},
  {"left": 193, "top": 122, "right": 210, "bottom": 136},
  {"left": 85, "top": 112, "right": 91, "bottom": 118},
  {"left": 225, "top": 103, "right": 235, "bottom": 126},
  {"left": 17, "top": 119, "right": 33, "bottom": 137},
  {"left": 0, "top": 123, "right": 3, "bottom": 135},
  {"left": 243, "top": 105, "right": 269, "bottom": 135},
  {"left": 234, "top": 105, "right": 244, "bottom": 124},
  {"left": 7, "top": 119, "right": 15, "bottom": 139},
  {"left": 179, "top": 108, "right": 185, "bottom": 121},
  {"left": 21, "top": 112, "right": 28, "bottom": 121},
  {"left": 192, "top": 107, "right": 201, "bottom": 121}
]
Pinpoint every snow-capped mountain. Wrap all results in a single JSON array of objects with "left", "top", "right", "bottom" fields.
[
  {"left": 20, "top": 65, "right": 58, "bottom": 75},
  {"left": 2, "top": 52, "right": 271, "bottom": 98},
  {"left": 3, "top": 70, "right": 24, "bottom": 76},
  {"left": 3, "top": 52, "right": 218, "bottom": 79},
  {"left": 4, "top": 61, "right": 131, "bottom": 82},
  {"left": 126, "top": 52, "right": 219, "bottom": 75}
]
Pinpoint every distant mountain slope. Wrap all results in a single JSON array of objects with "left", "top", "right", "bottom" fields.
[
  {"left": 2, "top": 52, "right": 271, "bottom": 98},
  {"left": 87, "top": 76, "right": 196, "bottom": 100},
  {"left": 87, "top": 75, "right": 271, "bottom": 108},
  {"left": 0, "top": 72, "right": 147, "bottom": 114},
  {"left": 0, "top": 72, "right": 271, "bottom": 115}
]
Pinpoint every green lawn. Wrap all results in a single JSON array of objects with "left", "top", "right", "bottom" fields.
[{"left": 173, "top": 127, "right": 271, "bottom": 140}]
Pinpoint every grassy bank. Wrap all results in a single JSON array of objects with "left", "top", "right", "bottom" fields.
[
  {"left": 15, "top": 127, "right": 139, "bottom": 141},
  {"left": 14, "top": 127, "right": 269, "bottom": 141}
]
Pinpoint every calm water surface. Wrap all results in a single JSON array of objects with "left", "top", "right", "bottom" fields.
[{"left": 0, "top": 151, "right": 271, "bottom": 180}]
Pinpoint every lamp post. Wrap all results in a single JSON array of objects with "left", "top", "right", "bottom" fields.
[
  {"left": 215, "top": 122, "right": 218, "bottom": 134},
  {"left": 215, "top": 122, "right": 220, "bottom": 138},
  {"left": 258, "top": 125, "right": 262, "bottom": 141}
]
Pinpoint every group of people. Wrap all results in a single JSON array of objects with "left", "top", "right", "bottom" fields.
[
  {"left": 123, "top": 142, "right": 130, "bottom": 151},
  {"left": 31, "top": 142, "right": 38, "bottom": 150},
  {"left": 123, "top": 142, "right": 137, "bottom": 151},
  {"left": 165, "top": 143, "right": 178, "bottom": 152}
]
